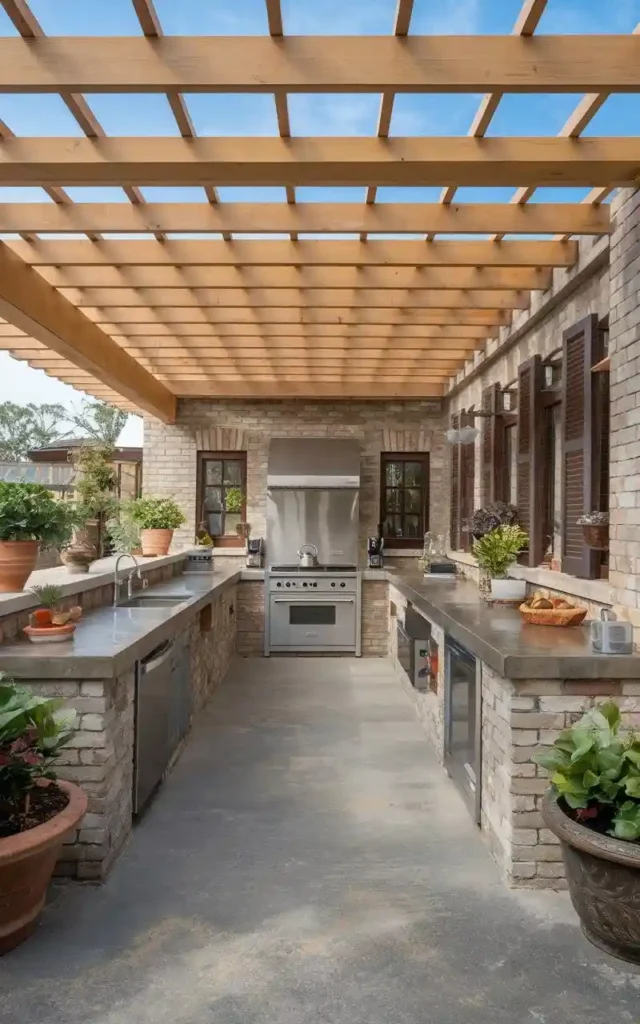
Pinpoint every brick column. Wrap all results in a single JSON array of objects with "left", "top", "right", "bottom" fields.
[{"left": 609, "top": 188, "right": 640, "bottom": 636}]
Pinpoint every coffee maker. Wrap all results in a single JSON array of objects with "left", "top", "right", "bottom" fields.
[
  {"left": 246, "top": 537, "right": 264, "bottom": 568},
  {"left": 367, "top": 534, "right": 384, "bottom": 568}
]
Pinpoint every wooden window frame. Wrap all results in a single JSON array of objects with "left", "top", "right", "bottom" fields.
[
  {"left": 196, "top": 450, "right": 247, "bottom": 548},
  {"left": 380, "top": 452, "right": 430, "bottom": 549}
]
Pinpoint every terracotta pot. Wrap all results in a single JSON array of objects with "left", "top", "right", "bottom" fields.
[
  {"left": 140, "top": 528, "right": 173, "bottom": 557},
  {"left": 0, "top": 540, "right": 39, "bottom": 593},
  {"left": 581, "top": 523, "right": 609, "bottom": 551},
  {"left": 542, "top": 793, "right": 640, "bottom": 965},
  {"left": 61, "top": 529, "right": 97, "bottom": 575},
  {"left": 0, "top": 780, "right": 87, "bottom": 954}
]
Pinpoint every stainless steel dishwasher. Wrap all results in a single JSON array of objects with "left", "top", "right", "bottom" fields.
[{"left": 134, "top": 638, "right": 175, "bottom": 814}]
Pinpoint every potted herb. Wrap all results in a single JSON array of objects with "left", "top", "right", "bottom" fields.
[
  {"left": 129, "top": 496, "right": 187, "bottom": 556},
  {"left": 577, "top": 510, "right": 609, "bottom": 551},
  {"left": 472, "top": 524, "right": 528, "bottom": 601},
  {"left": 24, "top": 585, "right": 82, "bottom": 642},
  {"left": 0, "top": 677, "right": 87, "bottom": 952},
  {"left": 467, "top": 502, "right": 518, "bottom": 540},
  {"left": 535, "top": 702, "right": 640, "bottom": 964},
  {"left": 0, "top": 483, "right": 78, "bottom": 593}
]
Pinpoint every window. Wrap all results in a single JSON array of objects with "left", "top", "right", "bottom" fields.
[
  {"left": 380, "top": 453, "right": 429, "bottom": 547},
  {"left": 197, "top": 451, "right": 247, "bottom": 547}
]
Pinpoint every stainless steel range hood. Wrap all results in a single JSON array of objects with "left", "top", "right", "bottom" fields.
[{"left": 267, "top": 438, "right": 361, "bottom": 489}]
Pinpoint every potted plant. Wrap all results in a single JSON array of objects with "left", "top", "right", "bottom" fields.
[
  {"left": 129, "top": 496, "right": 186, "bottom": 556},
  {"left": 72, "top": 443, "right": 118, "bottom": 560},
  {"left": 24, "top": 586, "right": 82, "bottom": 643},
  {"left": 472, "top": 524, "right": 529, "bottom": 601},
  {"left": 535, "top": 702, "right": 640, "bottom": 965},
  {"left": 0, "top": 677, "right": 87, "bottom": 953},
  {"left": 106, "top": 502, "right": 142, "bottom": 556},
  {"left": 0, "top": 483, "right": 78, "bottom": 593},
  {"left": 577, "top": 510, "right": 609, "bottom": 551},
  {"left": 467, "top": 502, "right": 519, "bottom": 541}
]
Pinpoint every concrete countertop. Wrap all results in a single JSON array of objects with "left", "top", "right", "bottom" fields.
[
  {"left": 0, "top": 568, "right": 247, "bottom": 679},
  {"left": 384, "top": 572, "right": 640, "bottom": 680}
]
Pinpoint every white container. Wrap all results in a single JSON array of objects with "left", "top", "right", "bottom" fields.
[{"left": 490, "top": 578, "right": 527, "bottom": 602}]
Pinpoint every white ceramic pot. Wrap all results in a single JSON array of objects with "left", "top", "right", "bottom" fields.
[{"left": 490, "top": 578, "right": 527, "bottom": 602}]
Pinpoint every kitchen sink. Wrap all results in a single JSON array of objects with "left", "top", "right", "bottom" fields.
[{"left": 118, "top": 594, "right": 189, "bottom": 609}]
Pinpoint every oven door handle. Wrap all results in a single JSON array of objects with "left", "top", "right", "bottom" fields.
[{"left": 272, "top": 597, "right": 355, "bottom": 603}]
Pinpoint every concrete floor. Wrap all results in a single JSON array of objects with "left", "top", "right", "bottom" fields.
[{"left": 1, "top": 658, "right": 639, "bottom": 1023}]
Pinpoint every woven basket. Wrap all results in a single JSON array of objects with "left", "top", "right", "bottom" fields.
[{"left": 519, "top": 604, "right": 587, "bottom": 628}]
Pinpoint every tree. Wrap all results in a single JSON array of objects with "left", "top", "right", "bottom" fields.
[
  {"left": 71, "top": 400, "right": 128, "bottom": 446},
  {"left": 0, "top": 402, "right": 68, "bottom": 461}
]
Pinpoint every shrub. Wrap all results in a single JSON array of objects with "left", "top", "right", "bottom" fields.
[
  {"left": 472, "top": 524, "right": 528, "bottom": 579},
  {"left": 129, "top": 496, "right": 187, "bottom": 531},
  {"left": 534, "top": 702, "right": 640, "bottom": 842},
  {"left": 468, "top": 502, "right": 519, "bottom": 537},
  {"left": 0, "top": 483, "right": 79, "bottom": 548}
]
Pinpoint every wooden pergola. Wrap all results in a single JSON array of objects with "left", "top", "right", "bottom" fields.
[{"left": 0, "top": 0, "right": 637, "bottom": 423}]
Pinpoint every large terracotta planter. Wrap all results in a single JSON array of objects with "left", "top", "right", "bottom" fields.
[
  {"left": 0, "top": 780, "right": 87, "bottom": 954},
  {"left": 581, "top": 523, "right": 609, "bottom": 550},
  {"left": 140, "top": 528, "right": 173, "bottom": 557},
  {"left": 542, "top": 792, "right": 640, "bottom": 965},
  {"left": 0, "top": 540, "right": 39, "bottom": 592}
]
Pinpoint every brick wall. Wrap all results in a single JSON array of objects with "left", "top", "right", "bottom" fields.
[
  {"left": 361, "top": 580, "right": 389, "bottom": 655},
  {"left": 144, "top": 399, "right": 445, "bottom": 559},
  {"left": 609, "top": 188, "right": 640, "bottom": 639},
  {"left": 236, "top": 580, "right": 264, "bottom": 655}
]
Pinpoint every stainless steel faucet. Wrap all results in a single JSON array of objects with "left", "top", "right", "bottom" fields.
[{"left": 113, "top": 552, "right": 142, "bottom": 607}]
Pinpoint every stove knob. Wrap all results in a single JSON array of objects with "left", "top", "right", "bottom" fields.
[
  {"left": 340, "top": 582, "right": 346, "bottom": 588},
  {"left": 303, "top": 582, "right": 307, "bottom": 587},
  {"left": 286, "top": 581, "right": 291, "bottom": 587},
  {"left": 276, "top": 582, "right": 281, "bottom": 588},
  {"left": 331, "top": 581, "right": 336, "bottom": 587}
]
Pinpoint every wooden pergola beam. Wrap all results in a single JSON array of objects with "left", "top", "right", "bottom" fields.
[
  {"left": 0, "top": 202, "right": 610, "bottom": 236},
  {"left": 96, "top": 323, "right": 494, "bottom": 339},
  {"left": 0, "top": 241, "right": 176, "bottom": 421},
  {"left": 0, "top": 137, "right": 637, "bottom": 188},
  {"left": 10, "top": 239, "right": 578, "bottom": 267},
  {"left": 2, "top": 337, "right": 474, "bottom": 354},
  {"left": 88, "top": 308, "right": 509, "bottom": 327},
  {"left": 38, "top": 264, "right": 553, "bottom": 290},
  {"left": 0, "top": 35, "right": 638, "bottom": 92},
  {"left": 68, "top": 288, "right": 530, "bottom": 310},
  {"left": 171, "top": 383, "right": 445, "bottom": 398}
]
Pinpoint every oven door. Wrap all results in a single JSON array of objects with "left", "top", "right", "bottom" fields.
[{"left": 269, "top": 595, "right": 356, "bottom": 651}]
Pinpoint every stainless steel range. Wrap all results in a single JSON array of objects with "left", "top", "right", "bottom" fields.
[
  {"left": 265, "top": 565, "right": 361, "bottom": 656},
  {"left": 264, "top": 438, "right": 362, "bottom": 655}
]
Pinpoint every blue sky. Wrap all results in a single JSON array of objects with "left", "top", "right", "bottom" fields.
[{"left": 0, "top": 0, "right": 638, "bottom": 434}]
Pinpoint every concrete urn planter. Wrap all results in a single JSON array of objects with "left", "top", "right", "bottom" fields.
[
  {"left": 489, "top": 577, "right": 526, "bottom": 602},
  {"left": 0, "top": 780, "right": 87, "bottom": 954},
  {"left": 140, "top": 528, "right": 173, "bottom": 557},
  {"left": 542, "top": 792, "right": 640, "bottom": 965}
]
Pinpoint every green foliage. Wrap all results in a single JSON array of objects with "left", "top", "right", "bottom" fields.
[
  {"left": 73, "top": 443, "right": 118, "bottom": 520},
  {"left": 129, "top": 496, "right": 186, "bottom": 531},
  {"left": 29, "top": 584, "right": 64, "bottom": 610},
  {"left": 534, "top": 701, "right": 640, "bottom": 842},
  {"left": 0, "top": 401, "right": 68, "bottom": 461},
  {"left": 0, "top": 482, "right": 79, "bottom": 547},
  {"left": 106, "top": 503, "right": 141, "bottom": 554},
  {"left": 472, "top": 524, "right": 529, "bottom": 579},
  {"left": 71, "top": 400, "right": 128, "bottom": 446},
  {"left": 225, "top": 486, "right": 243, "bottom": 513},
  {"left": 0, "top": 675, "right": 76, "bottom": 818}
]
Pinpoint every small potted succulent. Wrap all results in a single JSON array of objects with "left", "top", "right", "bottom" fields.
[
  {"left": 24, "top": 585, "right": 82, "bottom": 643},
  {"left": 0, "top": 676, "right": 87, "bottom": 953},
  {"left": 467, "top": 502, "right": 519, "bottom": 541},
  {"left": 0, "top": 483, "right": 79, "bottom": 593},
  {"left": 129, "top": 496, "right": 187, "bottom": 557},
  {"left": 472, "top": 524, "right": 529, "bottom": 601},
  {"left": 577, "top": 510, "right": 609, "bottom": 551},
  {"left": 536, "top": 702, "right": 640, "bottom": 965}
]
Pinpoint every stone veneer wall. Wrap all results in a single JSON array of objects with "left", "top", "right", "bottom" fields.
[
  {"left": 22, "top": 584, "right": 237, "bottom": 880},
  {"left": 609, "top": 188, "right": 640, "bottom": 641},
  {"left": 143, "top": 399, "right": 445, "bottom": 561},
  {"left": 361, "top": 580, "right": 389, "bottom": 656},
  {"left": 236, "top": 580, "right": 264, "bottom": 655}
]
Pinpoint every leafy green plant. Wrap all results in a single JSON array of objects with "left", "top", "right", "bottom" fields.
[
  {"left": 29, "top": 584, "right": 64, "bottom": 610},
  {"left": 534, "top": 701, "right": 640, "bottom": 842},
  {"left": 0, "top": 675, "right": 76, "bottom": 825},
  {"left": 225, "top": 487, "right": 243, "bottom": 514},
  {"left": 106, "top": 502, "right": 141, "bottom": 554},
  {"left": 73, "top": 443, "right": 118, "bottom": 520},
  {"left": 0, "top": 482, "right": 79, "bottom": 548},
  {"left": 472, "top": 524, "right": 528, "bottom": 579},
  {"left": 129, "top": 496, "right": 187, "bottom": 531}
]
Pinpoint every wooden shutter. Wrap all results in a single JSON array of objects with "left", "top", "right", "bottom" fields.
[
  {"left": 481, "top": 382, "right": 506, "bottom": 505},
  {"left": 459, "top": 410, "right": 475, "bottom": 552},
  {"left": 449, "top": 412, "right": 460, "bottom": 549},
  {"left": 560, "top": 314, "right": 602, "bottom": 578},
  {"left": 516, "top": 355, "right": 545, "bottom": 566}
]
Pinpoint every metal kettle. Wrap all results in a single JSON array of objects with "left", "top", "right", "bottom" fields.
[{"left": 297, "top": 543, "right": 319, "bottom": 568}]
